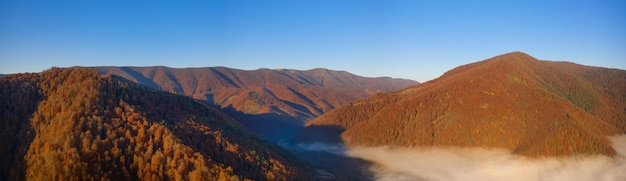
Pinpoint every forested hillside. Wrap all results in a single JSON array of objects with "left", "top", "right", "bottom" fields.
[
  {"left": 0, "top": 68, "right": 312, "bottom": 180},
  {"left": 95, "top": 66, "right": 417, "bottom": 140},
  {"left": 304, "top": 52, "right": 626, "bottom": 157}
]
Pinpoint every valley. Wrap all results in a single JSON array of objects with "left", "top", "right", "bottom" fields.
[
  {"left": 4, "top": 0, "right": 624, "bottom": 180},
  {"left": 95, "top": 66, "right": 418, "bottom": 141},
  {"left": 1, "top": 52, "right": 625, "bottom": 180}
]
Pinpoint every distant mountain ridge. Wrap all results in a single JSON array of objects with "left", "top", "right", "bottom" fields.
[
  {"left": 95, "top": 66, "right": 418, "bottom": 140},
  {"left": 303, "top": 52, "right": 626, "bottom": 157}
]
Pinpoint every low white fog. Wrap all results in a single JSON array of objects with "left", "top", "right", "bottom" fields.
[
  {"left": 347, "top": 135, "right": 626, "bottom": 181},
  {"left": 292, "top": 135, "right": 626, "bottom": 181}
]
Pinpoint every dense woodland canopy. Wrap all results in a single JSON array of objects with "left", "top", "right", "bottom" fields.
[
  {"left": 0, "top": 68, "right": 312, "bottom": 180},
  {"left": 304, "top": 52, "right": 626, "bottom": 157},
  {"left": 2, "top": 52, "right": 624, "bottom": 180}
]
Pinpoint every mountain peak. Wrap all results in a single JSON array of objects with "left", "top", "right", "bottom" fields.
[
  {"left": 488, "top": 51, "right": 538, "bottom": 62},
  {"left": 438, "top": 52, "right": 538, "bottom": 80},
  {"left": 303, "top": 53, "right": 626, "bottom": 157},
  {"left": 502, "top": 51, "right": 532, "bottom": 57}
]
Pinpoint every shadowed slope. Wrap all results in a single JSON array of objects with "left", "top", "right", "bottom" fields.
[
  {"left": 95, "top": 66, "right": 418, "bottom": 140},
  {"left": 96, "top": 66, "right": 417, "bottom": 121},
  {"left": 0, "top": 68, "right": 313, "bottom": 180},
  {"left": 304, "top": 52, "right": 626, "bottom": 157}
]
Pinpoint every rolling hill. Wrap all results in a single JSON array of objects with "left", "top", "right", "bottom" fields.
[
  {"left": 0, "top": 68, "right": 312, "bottom": 180},
  {"left": 95, "top": 66, "right": 418, "bottom": 140},
  {"left": 303, "top": 52, "right": 626, "bottom": 157}
]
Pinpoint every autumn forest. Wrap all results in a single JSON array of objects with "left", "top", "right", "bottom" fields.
[
  {"left": 1, "top": 52, "right": 626, "bottom": 180},
  {"left": 0, "top": 68, "right": 311, "bottom": 180}
]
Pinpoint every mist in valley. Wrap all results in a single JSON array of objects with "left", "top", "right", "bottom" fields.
[
  {"left": 350, "top": 135, "right": 626, "bottom": 181},
  {"left": 289, "top": 135, "right": 626, "bottom": 181}
]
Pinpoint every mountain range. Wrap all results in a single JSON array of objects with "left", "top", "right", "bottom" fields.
[
  {"left": 2, "top": 52, "right": 625, "bottom": 180},
  {"left": 0, "top": 68, "right": 312, "bottom": 180},
  {"left": 95, "top": 66, "right": 418, "bottom": 140},
  {"left": 302, "top": 52, "right": 626, "bottom": 157}
]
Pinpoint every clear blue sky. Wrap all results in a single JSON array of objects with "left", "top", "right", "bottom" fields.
[{"left": 1, "top": 0, "right": 624, "bottom": 82}]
